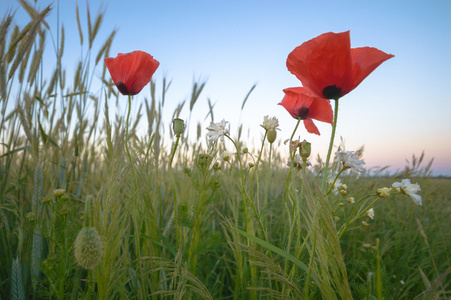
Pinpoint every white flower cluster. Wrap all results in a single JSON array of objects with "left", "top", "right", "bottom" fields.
[
  {"left": 206, "top": 119, "right": 230, "bottom": 143},
  {"left": 335, "top": 151, "right": 365, "bottom": 173},
  {"left": 260, "top": 115, "right": 280, "bottom": 131}
]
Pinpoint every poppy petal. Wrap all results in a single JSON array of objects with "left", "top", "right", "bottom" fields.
[
  {"left": 279, "top": 87, "right": 314, "bottom": 119},
  {"left": 105, "top": 51, "right": 159, "bottom": 95},
  {"left": 351, "top": 47, "right": 394, "bottom": 91},
  {"left": 307, "top": 97, "right": 333, "bottom": 124},
  {"left": 279, "top": 87, "right": 333, "bottom": 135},
  {"left": 287, "top": 31, "right": 353, "bottom": 99},
  {"left": 303, "top": 119, "right": 320, "bottom": 135}
]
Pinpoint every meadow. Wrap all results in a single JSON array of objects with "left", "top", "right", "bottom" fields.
[{"left": 1, "top": 2, "right": 450, "bottom": 299}]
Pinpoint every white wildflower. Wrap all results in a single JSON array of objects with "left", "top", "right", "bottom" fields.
[
  {"left": 328, "top": 178, "right": 342, "bottom": 195},
  {"left": 335, "top": 151, "right": 365, "bottom": 173},
  {"left": 366, "top": 208, "right": 375, "bottom": 219},
  {"left": 261, "top": 115, "right": 280, "bottom": 131},
  {"left": 206, "top": 119, "right": 230, "bottom": 143},
  {"left": 392, "top": 179, "right": 422, "bottom": 205}
]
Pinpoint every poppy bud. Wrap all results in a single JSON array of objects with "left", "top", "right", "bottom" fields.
[
  {"left": 172, "top": 118, "right": 185, "bottom": 137},
  {"left": 267, "top": 129, "right": 277, "bottom": 144},
  {"left": 299, "top": 140, "right": 311, "bottom": 160},
  {"left": 74, "top": 227, "right": 103, "bottom": 269}
]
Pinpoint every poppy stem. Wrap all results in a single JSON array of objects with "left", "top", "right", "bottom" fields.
[
  {"left": 125, "top": 95, "right": 138, "bottom": 190},
  {"left": 321, "top": 98, "right": 340, "bottom": 191}
]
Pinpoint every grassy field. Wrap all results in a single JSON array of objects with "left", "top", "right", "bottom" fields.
[{"left": 1, "top": 2, "right": 450, "bottom": 299}]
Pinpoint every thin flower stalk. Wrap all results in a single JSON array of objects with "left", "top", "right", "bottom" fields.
[
  {"left": 326, "top": 167, "right": 346, "bottom": 195},
  {"left": 321, "top": 98, "right": 340, "bottom": 191},
  {"left": 338, "top": 194, "right": 379, "bottom": 239},
  {"left": 125, "top": 95, "right": 138, "bottom": 190}
]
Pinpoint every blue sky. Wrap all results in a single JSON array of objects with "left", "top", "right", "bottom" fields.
[{"left": 3, "top": 0, "right": 451, "bottom": 175}]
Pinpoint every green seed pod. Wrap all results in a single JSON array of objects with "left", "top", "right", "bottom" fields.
[
  {"left": 74, "top": 227, "right": 103, "bottom": 269},
  {"left": 267, "top": 129, "right": 277, "bottom": 144},
  {"left": 172, "top": 118, "right": 185, "bottom": 136},
  {"left": 299, "top": 140, "right": 311, "bottom": 160}
]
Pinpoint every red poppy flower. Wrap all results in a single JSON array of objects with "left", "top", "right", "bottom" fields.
[
  {"left": 286, "top": 31, "right": 394, "bottom": 99},
  {"left": 104, "top": 51, "right": 159, "bottom": 96},
  {"left": 279, "top": 87, "right": 333, "bottom": 135}
]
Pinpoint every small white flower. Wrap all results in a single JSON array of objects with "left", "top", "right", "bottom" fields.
[
  {"left": 366, "top": 208, "right": 375, "bottom": 219},
  {"left": 328, "top": 178, "right": 342, "bottom": 195},
  {"left": 206, "top": 119, "right": 230, "bottom": 143},
  {"left": 261, "top": 115, "right": 280, "bottom": 131},
  {"left": 392, "top": 179, "right": 422, "bottom": 206},
  {"left": 400, "top": 280, "right": 405, "bottom": 285},
  {"left": 335, "top": 151, "right": 365, "bottom": 173}
]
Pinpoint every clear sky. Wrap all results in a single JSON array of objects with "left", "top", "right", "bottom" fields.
[{"left": 2, "top": 0, "right": 451, "bottom": 176}]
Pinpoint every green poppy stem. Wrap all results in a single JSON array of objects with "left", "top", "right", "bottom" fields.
[
  {"left": 125, "top": 95, "right": 138, "bottom": 190},
  {"left": 321, "top": 98, "right": 340, "bottom": 191}
]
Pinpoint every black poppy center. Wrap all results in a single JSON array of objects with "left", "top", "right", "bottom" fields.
[
  {"left": 322, "top": 85, "right": 342, "bottom": 99},
  {"left": 116, "top": 81, "right": 130, "bottom": 95},
  {"left": 297, "top": 106, "right": 309, "bottom": 119}
]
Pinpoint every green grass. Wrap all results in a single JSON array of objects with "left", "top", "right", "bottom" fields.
[{"left": 0, "top": 2, "right": 450, "bottom": 299}]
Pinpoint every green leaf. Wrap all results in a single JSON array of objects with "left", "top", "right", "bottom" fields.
[
  {"left": 234, "top": 228, "right": 321, "bottom": 286},
  {"left": 0, "top": 145, "right": 31, "bottom": 158},
  {"left": 38, "top": 120, "right": 59, "bottom": 148}
]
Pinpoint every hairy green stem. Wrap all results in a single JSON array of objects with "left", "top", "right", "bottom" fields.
[
  {"left": 125, "top": 95, "right": 138, "bottom": 190},
  {"left": 321, "top": 98, "right": 340, "bottom": 191},
  {"left": 169, "top": 135, "right": 181, "bottom": 245}
]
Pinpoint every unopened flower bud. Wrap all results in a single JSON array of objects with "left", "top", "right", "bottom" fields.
[
  {"left": 339, "top": 202, "right": 344, "bottom": 207},
  {"left": 299, "top": 140, "right": 311, "bottom": 160},
  {"left": 340, "top": 189, "right": 348, "bottom": 196},
  {"left": 172, "top": 118, "right": 185, "bottom": 136},
  {"left": 221, "top": 151, "right": 230, "bottom": 162},
  {"left": 267, "top": 129, "right": 277, "bottom": 144},
  {"left": 377, "top": 187, "right": 391, "bottom": 198},
  {"left": 53, "top": 189, "right": 66, "bottom": 197},
  {"left": 242, "top": 147, "right": 249, "bottom": 154},
  {"left": 249, "top": 162, "right": 255, "bottom": 168},
  {"left": 74, "top": 227, "right": 103, "bottom": 269},
  {"left": 361, "top": 221, "right": 368, "bottom": 227},
  {"left": 27, "top": 212, "right": 36, "bottom": 223},
  {"left": 347, "top": 197, "right": 355, "bottom": 204}
]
